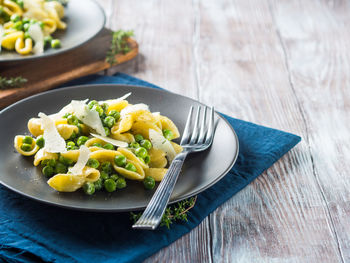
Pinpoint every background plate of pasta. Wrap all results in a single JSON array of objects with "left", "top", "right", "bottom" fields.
[
  {"left": 0, "top": 85, "right": 238, "bottom": 212},
  {"left": 0, "top": 0, "right": 105, "bottom": 61}
]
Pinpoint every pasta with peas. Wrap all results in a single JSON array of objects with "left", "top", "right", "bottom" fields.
[
  {"left": 14, "top": 93, "right": 183, "bottom": 195},
  {"left": 0, "top": 0, "right": 66, "bottom": 55}
]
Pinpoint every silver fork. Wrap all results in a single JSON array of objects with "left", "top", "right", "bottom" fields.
[{"left": 132, "top": 106, "right": 215, "bottom": 230}]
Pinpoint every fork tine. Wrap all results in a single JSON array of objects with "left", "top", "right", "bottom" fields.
[
  {"left": 205, "top": 107, "right": 215, "bottom": 145},
  {"left": 189, "top": 106, "right": 201, "bottom": 145},
  {"left": 180, "top": 106, "right": 194, "bottom": 145},
  {"left": 197, "top": 106, "right": 207, "bottom": 144}
]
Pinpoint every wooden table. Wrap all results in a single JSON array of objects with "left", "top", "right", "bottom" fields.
[{"left": 97, "top": 0, "right": 350, "bottom": 262}]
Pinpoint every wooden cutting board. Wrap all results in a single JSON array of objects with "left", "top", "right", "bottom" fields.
[{"left": 0, "top": 28, "right": 138, "bottom": 109}]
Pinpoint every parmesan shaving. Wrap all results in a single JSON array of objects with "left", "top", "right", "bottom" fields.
[
  {"left": 100, "top": 92, "right": 132, "bottom": 105},
  {"left": 121, "top": 103, "right": 149, "bottom": 117},
  {"left": 28, "top": 24, "right": 44, "bottom": 54},
  {"left": 90, "top": 133, "right": 128, "bottom": 148},
  {"left": 70, "top": 100, "right": 106, "bottom": 136},
  {"left": 38, "top": 112, "right": 66, "bottom": 153},
  {"left": 149, "top": 129, "right": 176, "bottom": 161},
  {"left": 68, "top": 145, "right": 90, "bottom": 175}
]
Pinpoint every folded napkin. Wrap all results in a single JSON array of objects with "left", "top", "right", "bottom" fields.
[{"left": 0, "top": 73, "right": 301, "bottom": 263}]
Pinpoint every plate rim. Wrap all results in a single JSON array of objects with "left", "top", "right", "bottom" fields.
[
  {"left": 0, "top": 0, "right": 106, "bottom": 63},
  {"left": 0, "top": 84, "right": 239, "bottom": 212}
]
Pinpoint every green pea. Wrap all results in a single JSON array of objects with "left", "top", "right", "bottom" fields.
[
  {"left": 69, "top": 132, "right": 78, "bottom": 141},
  {"left": 59, "top": 155, "right": 74, "bottom": 166},
  {"left": 87, "top": 158, "right": 99, "bottom": 169},
  {"left": 44, "top": 35, "right": 53, "bottom": 48},
  {"left": 116, "top": 177, "right": 126, "bottom": 189},
  {"left": 125, "top": 163, "right": 137, "bottom": 172},
  {"left": 10, "top": 14, "right": 20, "bottom": 22},
  {"left": 92, "top": 143, "right": 102, "bottom": 148},
  {"left": 16, "top": 0, "right": 24, "bottom": 8},
  {"left": 51, "top": 39, "right": 61, "bottom": 49},
  {"left": 102, "top": 143, "right": 114, "bottom": 150},
  {"left": 0, "top": 7, "right": 10, "bottom": 21},
  {"left": 67, "top": 146, "right": 79, "bottom": 151},
  {"left": 13, "top": 21, "right": 23, "bottom": 31},
  {"left": 101, "top": 161, "right": 113, "bottom": 174},
  {"left": 20, "top": 143, "right": 32, "bottom": 152},
  {"left": 41, "top": 159, "right": 56, "bottom": 167},
  {"left": 103, "top": 116, "right": 115, "bottom": 128},
  {"left": 110, "top": 174, "right": 119, "bottom": 181},
  {"left": 163, "top": 129, "right": 174, "bottom": 140},
  {"left": 94, "top": 178, "right": 103, "bottom": 191},
  {"left": 143, "top": 176, "right": 155, "bottom": 190},
  {"left": 104, "top": 179, "right": 116, "bottom": 192},
  {"left": 140, "top": 139, "right": 152, "bottom": 150},
  {"left": 92, "top": 105, "right": 103, "bottom": 116},
  {"left": 38, "top": 21, "right": 44, "bottom": 29},
  {"left": 104, "top": 127, "right": 111, "bottom": 137},
  {"left": 24, "top": 31, "right": 31, "bottom": 39},
  {"left": 114, "top": 155, "right": 126, "bottom": 167},
  {"left": 23, "top": 23, "right": 30, "bottom": 31},
  {"left": 66, "top": 141, "right": 75, "bottom": 148},
  {"left": 100, "top": 113, "right": 107, "bottom": 120},
  {"left": 83, "top": 182, "right": 95, "bottom": 195},
  {"left": 88, "top": 100, "right": 98, "bottom": 109},
  {"left": 135, "top": 147, "right": 148, "bottom": 159},
  {"left": 108, "top": 110, "right": 120, "bottom": 121},
  {"left": 77, "top": 136, "right": 88, "bottom": 146},
  {"left": 67, "top": 115, "right": 79, "bottom": 125},
  {"left": 100, "top": 171, "right": 109, "bottom": 181},
  {"left": 22, "top": 17, "right": 29, "bottom": 24},
  {"left": 134, "top": 134, "right": 144, "bottom": 142},
  {"left": 129, "top": 142, "right": 140, "bottom": 148},
  {"left": 55, "top": 162, "right": 68, "bottom": 174},
  {"left": 23, "top": 136, "right": 33, "bottom": 145},
  {"left": 144, "top": 155, "right": 150, "bottom": 164},
  {"left": 101, "top": 103, "right": 109, "bottom": 113},
  {"left": 42, "top": 166, "right": 54, "bottom": 178},
  {"left": 63, "top": 113, "right": 71, "bottom": 118}
]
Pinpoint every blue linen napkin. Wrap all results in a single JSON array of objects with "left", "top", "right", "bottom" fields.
[{"left": 0, "top": 73, "right": 301, "bottom": 263}]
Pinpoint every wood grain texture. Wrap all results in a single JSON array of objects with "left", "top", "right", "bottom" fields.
[
  {"left": 0, "top": 28, "right": 138, "bottom": 108},
  {"left": 98, "top": 0, "right": 349, "bottom": 262}
]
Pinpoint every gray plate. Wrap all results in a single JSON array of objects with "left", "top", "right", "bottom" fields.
[
  {"left": 0, "top": 0, "right": 105, "bottom": 62},
  {"left": 0, "top": 85, "right": 239, "bottom": 212}
]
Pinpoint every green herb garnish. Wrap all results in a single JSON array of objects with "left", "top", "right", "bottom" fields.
[
  {"left": 106, "top": 29, "right": 134, "bottom": 66},
  {"left": 0, "top": 76, "right": 27, "bottom": 89},
  {"left": 130, "top": 196, "right": 197, "bottom": 229}
]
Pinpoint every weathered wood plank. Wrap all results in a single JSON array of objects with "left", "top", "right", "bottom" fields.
[
  {"left": 270, "top": 0, "right": 350, "bottom": 261},
  {"left": 195, "top": 0, "right": 344, "bottom": 262}
]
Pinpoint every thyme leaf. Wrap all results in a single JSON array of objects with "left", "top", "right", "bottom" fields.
[
  {"left": 106, "top": 29, "right": 134, "bottom": 66},
  {"left": 130, "top": 196, "right": 197, "bottom": 229},
  {"left": 0, "top": 76, "right": 27, "bottom": 90}
]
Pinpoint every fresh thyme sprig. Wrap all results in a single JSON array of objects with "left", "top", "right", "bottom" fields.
[
  {"left": 106, "top": 30, "right": 134, "bottom": 66},
  {"left": 0, "top": 76, "right": 27, "bottom": 89},
  {"left": 130, "top": 196, "right": 197, "bottom": 229}
]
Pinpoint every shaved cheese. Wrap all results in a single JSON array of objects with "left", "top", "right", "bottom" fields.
[
  {"left": 121, "top": 103, "right": 149, "bottom": 117},
  {"left": 70, "top": 100, "right": 106, "bottom": 136},
  {"left": 28, "top": 24, "right": 44, "bottom": 54},
  {"left": 38, "top": 112, "right": 66, "bottom": 153},
  {"left": 149, "top": 129, "right": 176, "bottom": 162},
  {"left": 69, "top": 145, "right": 90, "bottom": 175},
  {"left": 0, "top": 25, "right": 4, "bottom": 52},
  {"left": 90, "top": 133, "right": 128, "bottom": 148},
  {"left": 100, "top": 92, "right": 132, "bottom": 105}
]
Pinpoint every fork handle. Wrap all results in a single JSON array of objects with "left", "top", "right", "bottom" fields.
[{"left": 132, "top": 151, "right": 188, "bottom": 230}]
